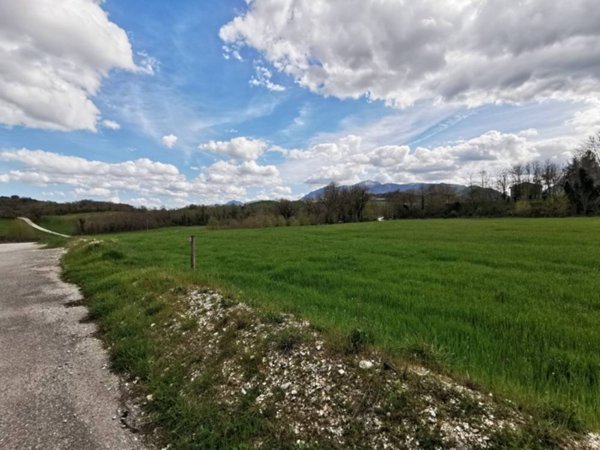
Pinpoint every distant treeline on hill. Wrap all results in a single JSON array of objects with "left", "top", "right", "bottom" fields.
[
  {"left": 3, "top": 133, "right": 600, "bottom": 234},
  {"left": 0, "top": 196, "right": 135, "bottom": 220}
]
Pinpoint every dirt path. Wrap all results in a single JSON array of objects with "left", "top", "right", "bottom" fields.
[
  {"left": 0, "top": 243, "right": 144, "bottom": 449},
  {"left": 18, "top": 217, "right": 71, "bottom": 238}
]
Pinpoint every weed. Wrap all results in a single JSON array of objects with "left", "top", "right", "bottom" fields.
[
  {"left": 233, "top": 310, "right": 254, "bottom": 330},
  {"left": 452, "top": 393, "right": 486, "bottom": 418},
  {"left": 102, "top": 249, "right": 125, "bottom": 260},
  {"left": 345, "top": 328, "right": 372, "bottom": 354},
  {"left": 415, "top": 425, "right": 448, "bottom": 450},
  {"left": 262, "top": 310, "right": 285, "bottom": 325},
  {"left": 145, "top": 301, "right": 164, "bottom": 316},
  {"left": 271, "top": 329, "right": 304, "bottom": 354},
  {"left": 180, "top": 317, "right": 197, "bottom": 332},
  {"left": 539, "top": 403, "right": 585, "bottom": 433},
  {"left": 401, "top": 342, "right": 446, "bottom": 372}
]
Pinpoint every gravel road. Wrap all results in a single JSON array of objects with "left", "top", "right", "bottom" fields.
[{"left": 0, "top": 243, "right": 144, "bottom": 449}]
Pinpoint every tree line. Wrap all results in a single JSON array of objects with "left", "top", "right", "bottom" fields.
[
  {"left": 2, "top": 134, "right": 599, "bottom": 234},
  {"left": 0, "top": 196, "right": 134, "bottom": 220}
]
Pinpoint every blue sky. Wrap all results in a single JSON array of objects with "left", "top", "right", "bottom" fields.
[{"left": 0, "top": 0, "right": 598, "bottom": 206}]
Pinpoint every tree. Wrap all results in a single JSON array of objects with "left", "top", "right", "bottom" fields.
[
  {"left": 541, "top": 159, "right": 560, "bottom": 195},
  {"left": 479, "top": 170, "right": 489, "bottom": 188},
  {"left": 563, "top": 135, "right": 600, "bottom": 214},
  {"left": 531, "top": 161, "right": 542, "bottom": 185},
  {"left": 347, "top": 185, "right": 370, "bottom": 221},
  {"left": 495, "top": 169, "right": 510, "bottom": 200},
  {"left": 277, "top": 199, "right": 296, "bottom": 220},
  {"left": 321, "top": 182, "right": 340, "bottom": 223},
  {"left": 510, "top": 164, "right": 524, "bottom": 185}
]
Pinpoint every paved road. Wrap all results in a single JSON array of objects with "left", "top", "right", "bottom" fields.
[{"left": 0, "top": 243, "right": 144, "bottom": 449}]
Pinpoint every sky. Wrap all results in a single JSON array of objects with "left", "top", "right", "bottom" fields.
[{"left": 0, "top": 0, "right": 599, "bottom": 207}]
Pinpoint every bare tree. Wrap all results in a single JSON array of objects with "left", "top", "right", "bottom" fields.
[
  {"left": 479, "top": 170, "right": 489, "bottom": 188},
  {"left": 321, "top": 182, "right": 339, "bottom": 223},
  {"left": 495, "top": 169, "right": 510, "bottom": 200},
  {"left": 467, "top": 172, "right": 475, "bottom": 188},
  {"left": 531, "top": 161, "right": 542, "bottom": 185},
  {"left": 563, "top": 134, "right": 600, "bottom": 214},
  {"left": 510, "top": 164, "right": 524, "bottom": 185},
  {"left": 524, "top": 162, "right": 533, "bottom": 183},
  {"left": 541, "top": 159, "right": 560, "bottom": 194}
]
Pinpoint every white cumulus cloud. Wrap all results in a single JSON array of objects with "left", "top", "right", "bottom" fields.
[
  {"left": 0, "top": 148, "right": 286, "bottom": 205},
  {"left": 200, "top": 137, "right": 267, "bottom": 160},
  {"left": 567, "top": 104, "right": 600, "bottom": 134},
  {"left": 278, "top": 130, "right": 574, "bottom": 187},
  {"left": 0, "top": 149, "right": 186, "bottom": 197},
  {"left": 250, "top": 65, "right": 285, "bottom": 92},
  {"left": 101, "top": 119, "right": 121, "bottom": 130},
  {"left": 161, "top": 134, "right": 178, "bottom": 148},
  {"left": 0, "top": 0, "right": 137, "bottom": 131},
  {"left": 221, "top": 0, "right": 600, "bottom": 107}
]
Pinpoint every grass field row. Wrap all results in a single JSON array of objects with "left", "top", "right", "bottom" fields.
[
  {"left": 0, "top": 218, "right": 39, "bottom": 242},
  {"left": 0, "top": 218, "right": 10, "bottom": 239},
  {"left": 63, "top": 217, "right": 600, "bottom": 430},
  {"left": 0, "top": 217, "right": 70, "bottom": 243},
  {"left": 0, "top": 212, "right": 123, "bottom": 239}
]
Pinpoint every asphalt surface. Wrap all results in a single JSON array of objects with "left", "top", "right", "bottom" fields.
[{"left": 0, "top": 243, "right": 144, "bottom": 449}]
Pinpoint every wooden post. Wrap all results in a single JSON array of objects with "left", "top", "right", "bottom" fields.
[{"left": 190, "top": 235, "right": 196, "bottom": 270}]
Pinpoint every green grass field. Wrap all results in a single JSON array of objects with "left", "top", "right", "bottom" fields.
[
  {"left": 0, "top": 217, "right": 68, "bottom": 243},
  {"left": 64, "top": 217, "right": 600, "bottom": 430},
  {"left": 0, "top": 218, "right": 39, "bottom": 241},
  {"left": 0, "top": 213, "right": 103, "bottom": 238},
  {"left": 0, "top": 218, "right": 10, "bottom": 239},
  {"left": 37, "top": 215, "right": 78, "bottom": 235},
  {"left": 38, "top": 212, "right": 118, "bottom": 235}
]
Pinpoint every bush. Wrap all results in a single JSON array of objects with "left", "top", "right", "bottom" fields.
[{"left": 346, "top": 328, "right": 373, "bottom": 354}]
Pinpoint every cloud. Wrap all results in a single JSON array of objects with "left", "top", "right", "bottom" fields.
[
  {"left": 0, "top": 149, "right": 187, "bottom": 197},
  {"left": 278, "top": 129, "right": 574, "bottom": 187},
  {"left": 567, "top": 104, "right": 600, "bottom": 134},
  {"left": 128, "top": 197, "right": 164, "bottom": 209},
  {"left": 200, "top": 137, "right": 267, "bottom": 160},
  {"left": 0, "top": 0, "right": 137, "bottom": 131},
  {"left": 0, "top": 148, "right": 285, "bottom": 205},
  {"left": 161, "top": 134, "right": 178, "bottom": 148},
  {"left": 250, "top": 64, "right": 285, "bottom": 92},
  {"left": 202, "top": 159, "right": 280, "bottom": 186},
  {"left": 221, "top": 0, "right": 600, "bottom": 107},
  {"left": 101, "top": 119, "right": 121, "bottom": 130},
  {"left": 195, "top": 160, "right": 281, "bottom": 199},
  {"left": 305, "top": 163, "right": 367, "bottom": 186},
  {"left": 136, "top": 51, "right": 159, "bottom": 75},
  {"left": 74, "top": 187, "right": 112, "bottom": 198}
]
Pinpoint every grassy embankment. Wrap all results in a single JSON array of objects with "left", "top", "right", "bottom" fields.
[
  {"left": 0, "top": 212, "right": 116, "bottom": 241},
  {"left": 0, "top": 218, "right": 11, "bottom": 240},
  {"left": 62, "top": 217, "right": 600, "bottom": 445},
  {"left": 38, "top": 211, "right": 124, "bottom": 236},
  {"left": 37, "top": 214, "right": 79, "bottom": 235},
  {"left": 0, "top": 217, "right": 44, "bottom": 242}
]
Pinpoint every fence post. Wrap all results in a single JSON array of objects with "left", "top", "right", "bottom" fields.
[{"left": 190, "top": 235, "right": 196, "bottom": 270}]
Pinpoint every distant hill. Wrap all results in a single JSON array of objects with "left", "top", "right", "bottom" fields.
[
  {"left": 302, "top": 180, "right": 467, "bottom": 200},
  {"left": 0, "top": 195, "right": 135, "bottom": 219}
]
